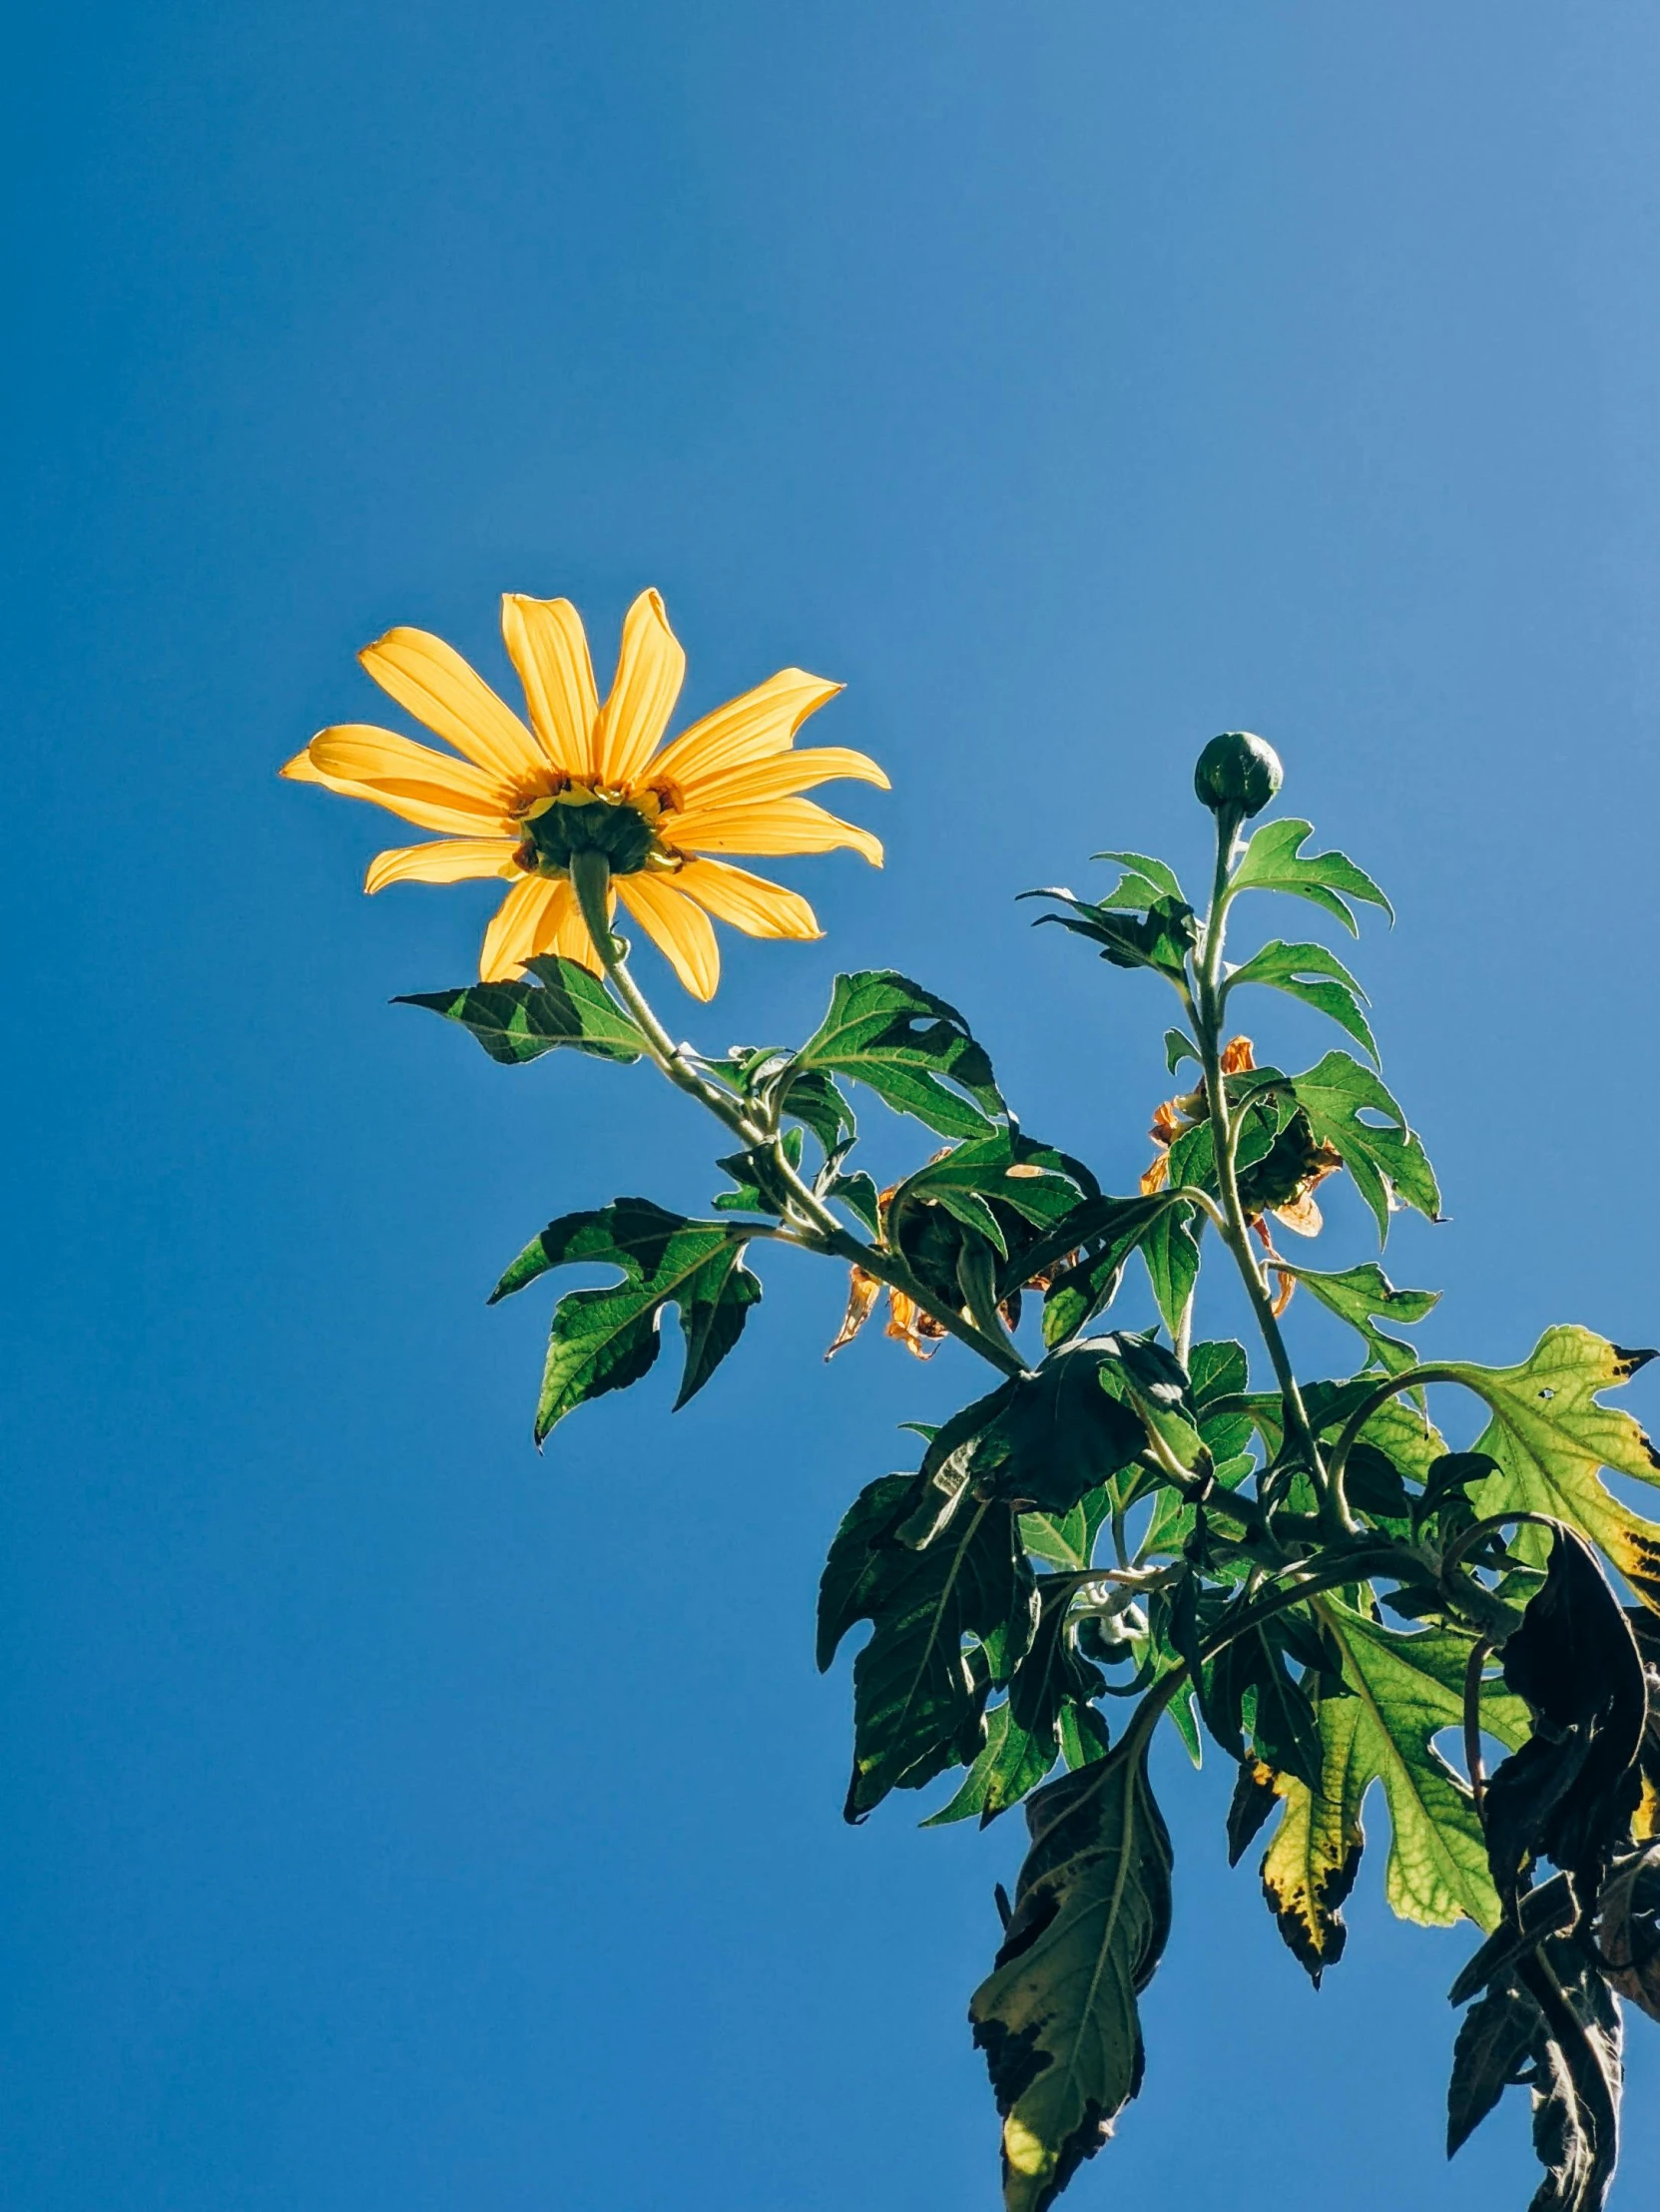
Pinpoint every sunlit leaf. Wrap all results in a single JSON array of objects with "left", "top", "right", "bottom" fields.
[
  {"left": 397, "top": 954, "right": 646, "bottom": 1065},
  {"left": 1229, "top": 818, "right": 1393, "bottom": 934},
  {"left": 1288, "top": 1051, "right": 1440, "bottom": 1239},
  {"left": 490, "top": 1198, "right": 761, "bottom": 1440},
  {"left": 787, "top": 969, "right": 1004, "bottom": 1138},
  {"left": 970, "top": 1748, "right": 1173, "bottom": 2212},
  {"left": 1224, "top": 938, "right": 1380, "bottom": 1063},
  {"left": 1279, "top": 1260, "right": 1440, "bottom": 1375}
]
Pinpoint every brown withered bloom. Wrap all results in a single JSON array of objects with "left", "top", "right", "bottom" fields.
[{"left": 1141, "top": 1037, "right": 1342, "bottom": 1317}]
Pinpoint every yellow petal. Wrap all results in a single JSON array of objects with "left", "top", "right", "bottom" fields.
[
  {"left": 479, "top": 874, "right": 562, "bottom": 981},
  {"left": 669, "top": 795, "right": 883, "bottom": 866},
  {"left": 617, "top": 871, "right": 721, "bottom": 999},
  {"left": 289, "top": 727, "right": 516, "bottom": 834},
  {"left": 650, "top": 669, "right": 842, "bottom": 789},
  {"left": 359, "top": 626, "right": 545, "bottom": 788},
  {"left": 363, "top": 837, "right": 523, "bottom": 894},
  {"left": 674, "top": 857, "right": 822, "bottom": 940},
  {"left": 594, "top": 589, "right": 686, "bottom": 786},
  {"left": 529, "top": 876, "right": 607, "bottom": 973},
  {"left": 500, "top": 595, "right": 600, "bottom": 775},
  {"left": 672, "top": 745, "right": 888, "bottom": 813}
]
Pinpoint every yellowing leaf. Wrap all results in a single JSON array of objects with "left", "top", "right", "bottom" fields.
[{"left": 1440, "top": 1328, "right": 1660, "bottom": 1606}]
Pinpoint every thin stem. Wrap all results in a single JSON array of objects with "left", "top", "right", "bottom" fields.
[
  {"left": 569, "top": 850, "right": 1028, "bottom": 1380},
  {"left": 1463, "top": 1637, "right": 1494, "bottom": 1820},
  {"left": 1189, "top": 817, "right": 1347, "bottom": 1534}
]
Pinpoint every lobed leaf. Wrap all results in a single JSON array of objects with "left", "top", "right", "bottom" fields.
[
  {"left": 787, "top": 969, "right": 1004, "bottom": 1138},
  {"left": 490, "top": 1197, "right": 761, "bottom": 1441},
  {"left": 1229, "top": 818, "right": 1393, "bottom": 934},
  {"left": 1223, "top": 938, "right": 1380, "bottom": 1064},
  {"left": 1288, "top": 1051, "right": 1440, "bottom": 1240},
  {"left": 397, "top": 953, "right": 647, "bottom": 1065},
  {"left": 1279, "top": 1259, "right": 1440, "bottom": 1376}
]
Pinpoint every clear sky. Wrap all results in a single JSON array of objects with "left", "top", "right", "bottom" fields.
[{"left": 6, "top": 5, "right": 1660, "bottom": 2207}]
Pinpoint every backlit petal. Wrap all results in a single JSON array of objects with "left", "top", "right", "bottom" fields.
[
  {"left": 674, "top": 858, "right": 821, "bottom": 940},
  {"left": 649, "top": 669, "right": 842, "bottom": 789},
  {"left": 669, "top": 795, "right": 883, "bottom": 866},
  {"left": 500, "top": 595, "right": 599, "bottom": 774},
  {"left": 528, "top": 876, "right": 607, "bottom": 974},
  {"left": 360, "top": 626, "right": 545, "bottom": 788},
  {"left": 290, "top": 727, "right": 516, "bottom": 834},
  {"left": 617, "top": 871, "right": 721, "bottom": 999},
  {"left": 594, "top": 589, "right": 686, "bottom": 786},
  {"left": 363, "top": 837, "right": 522, "bottom": 894},
  {"left": 673, "top": 745, "right": 888, "bottom": 812},
  {"left": 479, "top": 874, "right": 562, "bottom": 981}
]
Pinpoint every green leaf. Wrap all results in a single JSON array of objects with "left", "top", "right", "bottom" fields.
[
  {"left": 712, "top": 1127, "right": 805, "bottom": 1215},
  {"left": 1229, "top": 819, "right": 1393, "bottom": 934},
  {"left": 1311, "top": 1603, "right": 1530, "bottom": 1931},
  {"left": 1163, "top": 1027, "right": 1199, "bottom": 1075},
  {"left": 787, "top": 969, "right": 1004, "bottom": 1138},
  {"left": 490, "top": 1198, "right": 762, "bottom": 1441},
  {"left": 1140, "top": 1201, "right": 1200, "bottom": 1339},
  {"left": 1446, "top": 1980, "right": 1540, "bottom": 2156},
  {"left": 817, "top": 1474, "right": 915, "bottom": 1672},
  {"left": 1029, "top": 889, "right": 1200, "bottom": 983},
  {"left": 1029, "top": 1192, "right": 1193, "bottom": 1347},
  {"left": 1279, "top": 1260, "right": 1440, "bottom": 1375},
  {"left": 397, "top": 954, "right": 647, "bottom": 1065},
  {"left": 1019, "top": 1489, "right": 1113, "bottom": 1572},
  {"left": 1007, "top": 1577, "right": 1107, "bottom": 1758},
  {"left": 1223, "top": 939, "right": 1380, "bottom": 1064},
  {"left": 949, "top": 1343, "right": 1152, "bottom": 1519},
  {"left": 774, "top": 1065, "right": 857, "bottom": 1156},
  {"left": 970, "top": 1748, "right": 1173, "bottom": 2212},
  {"left": 923, "top": 1699, "right": 1058, "bottom": 1827},
  {"left": 1441, "top": 1329, "right": 1660, "bottom": 1606},
  {"left": 1257, "top": 1712, "right": 1365, "bottom": 1985},
  {"left": 830, "top": 1494, "right": 1033, "bottom": 1820},
  {"left": 1090, "top": 849, "right": 1186, "bottom": 904},
  {"left": 824, "top": 1168, "right": 882, "bottom": 1237},
  {"left": 1289, "top": 1051, "right": 1441, "bottom": 1239}
]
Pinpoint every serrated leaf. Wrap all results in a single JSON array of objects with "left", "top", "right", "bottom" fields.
[
  {"left": 1314, "top": 1602, "right": 1530, "bottom": 1931},
  {"left": 970, "top": 1749, "right": 1173, "bottom": 2212},
  {"left": 1443, "top": 1329, "right": 1660, "bottom": 1607},
  {"left": 924, "top": 1699, "right": 1058, "bottom": 1827},
  {"left": 1289, "top": 1051, "right": 1440, "bottom": 1239},
  {"left": 490, "top": 1198, "right": 761, "bottom": 1440},
  {"left": 1223, "top": 938, "right": 1380, "bottom": 1064},
  {"left": 1029, "top": 889, "right": 1200, "bottom": 983},
  {"left": 1280, "top": 1260, "right": 1440, "bottom": 1375},
  {"left": 824, "top": 1168, "right": 882, "bottom": 1237},
  {"left": 397, "top": 954, "right": 647, "bottom": 1065},
  {"left": 1229, "top": 819, "right": 1393, "bottom": 934},
  {"left": 832, "top": 1495, "right": 1033, "bottom": 1820},
  {"left": 1258, "top": 1697, "right": 1366, "bottom": 1984},
  {"left": 787, "top": 969, "right": 1004, "bottom": 1138}
]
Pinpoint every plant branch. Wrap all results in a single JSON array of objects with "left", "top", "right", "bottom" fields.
[{"left": 569, "top": 851, "right": 1028, "bottom": 1380}]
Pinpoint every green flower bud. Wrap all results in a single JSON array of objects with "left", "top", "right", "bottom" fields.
[{"left": 1193, "top": 732, "right": 1283, "bottom": 820}]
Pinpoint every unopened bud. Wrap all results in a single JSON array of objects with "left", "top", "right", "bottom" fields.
[{"left": 1193, "top": 732, "right": 1283, "bottom": 820}]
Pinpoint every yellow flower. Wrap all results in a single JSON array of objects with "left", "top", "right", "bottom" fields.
[{"left": 281, "top": 589, "right": 887, "bottom": 998}]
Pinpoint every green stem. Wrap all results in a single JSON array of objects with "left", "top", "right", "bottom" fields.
[
  {"left": 569, "top": 850, "right": 1028, "bottom": 1380},
  {"left": 1190, "top": 819, "right": 1348, "bottom": 1534}
]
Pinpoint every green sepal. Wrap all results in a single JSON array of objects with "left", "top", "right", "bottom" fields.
[
  {"left": 785, "top": 969, "right": 1004, "bottom": 1138},
  {"left": 1229, "top": 818, "right": 1393, "bottom": 933},
  {"left": 490, "top": 1197, "right": 762, "bottom": 1440},
  {"left": 396, "top": 953, "right": 647, "bottom": 1065}
]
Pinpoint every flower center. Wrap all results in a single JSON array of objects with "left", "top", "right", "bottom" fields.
[{"left": 515, "top": 782, "right": 668, "bottom": 877}]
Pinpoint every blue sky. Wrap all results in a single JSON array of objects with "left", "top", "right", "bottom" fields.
[{"left": 6, "top": 4, "right": 1660, "bottom": 2206}]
